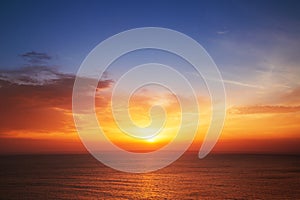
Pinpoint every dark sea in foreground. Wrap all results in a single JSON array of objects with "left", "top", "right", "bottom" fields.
[{"left": 0, "top": 153, "right": 299, "bottom": 199}]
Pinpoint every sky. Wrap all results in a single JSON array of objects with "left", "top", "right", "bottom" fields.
[{"left": 0, "top": 0, "right": 300, "bottom": 154}]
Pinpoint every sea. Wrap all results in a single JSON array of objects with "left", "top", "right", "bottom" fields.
[{"left": 0, "top": 153, "right": 299, "bottom": 199}]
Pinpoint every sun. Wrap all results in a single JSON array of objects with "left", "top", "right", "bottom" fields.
[{"left": 146, "top": 137, "right": 156, "bottom": 143}]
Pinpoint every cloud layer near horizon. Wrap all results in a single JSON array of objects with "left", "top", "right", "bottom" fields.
[
  {"left": 0, "top": 65, "right": 113, "bottom": 135},
  {"left": 0, "top": 62, "right": 299, "bottom": 154}
]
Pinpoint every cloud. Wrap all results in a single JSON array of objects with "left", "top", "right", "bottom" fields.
[
  {"left": 0, "top": 66, "right": 113, "bottom": 134},
  {"left": 185, "top": 71, "right": 263, "bottom": 89},
  {"left": 20, "top": 51, "right": 52, "bottom": 64},
  {"left": 210, "top": 25, "right": 300, "bottom": 105},
  {"left": 228, "top": 105, "right": 300, "bottom": 114},
  {"left": 281, "top": 86, "right": 300, "bottom": 104},
  {"left": 222, "top": 79, "right": 263, "bottom": 89},
  {"left": 216, "top": 30, "right": 229, "bottom": 35},
  {"left": 0, "top": 66, "right": 69, "bottom": 85}
]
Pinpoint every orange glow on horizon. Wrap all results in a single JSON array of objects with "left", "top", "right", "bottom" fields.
[{"left": 0, "top": 79, "right": 299, "bottom": 154}]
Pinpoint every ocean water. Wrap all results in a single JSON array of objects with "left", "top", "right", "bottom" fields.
[{"left": 0, "top": 153, "right": 299, "bottom": 199}]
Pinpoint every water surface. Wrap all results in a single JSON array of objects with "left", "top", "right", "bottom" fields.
[{"left": 1, "top": 153, "right": 299, "bottom": 199}]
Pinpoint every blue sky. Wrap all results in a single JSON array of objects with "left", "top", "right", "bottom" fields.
[{"left": 1, "top": 0, "right": 299, "bottom": 73}]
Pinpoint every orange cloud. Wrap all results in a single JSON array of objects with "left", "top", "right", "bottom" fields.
[
  {"left": 281, "top": 86, "right": 300, "bottom": 104},
  {"left": 0, "top": 67, "right": 113, "bottom": 134}
]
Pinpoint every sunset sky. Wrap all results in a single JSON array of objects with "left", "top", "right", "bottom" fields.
[{"left": 0, "top": 0, "right": 300, "bottom": 154}]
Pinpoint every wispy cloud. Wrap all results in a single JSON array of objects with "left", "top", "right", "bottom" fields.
[
  {"left": 281, "top": 86, "right": 300, "bottom": 104},
  {"left": 217, "top": 30, "right": 229, "bottom": 35},
  {"left": 185, "top": 71, "right": 263, "bottom": 89},
  {"left": 222, "top": 79, "right": 264, "bottom": 89},
  {"left": 228, "top": 105, "right": 300, "bottom": 114}
]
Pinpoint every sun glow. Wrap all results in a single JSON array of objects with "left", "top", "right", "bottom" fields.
[{"left": 146, "top": 137, "right": 156, "bottom": 143}]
